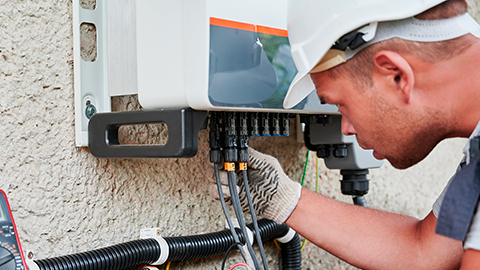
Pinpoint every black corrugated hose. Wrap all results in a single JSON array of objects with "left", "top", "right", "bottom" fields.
[
  {"left": 279, "top": 233, "right": 302, "bottom": 269},
  {"left": 34, "top": 239, "right": 161, "bottom": 270},
  {"left": 34, "top": 219, "right": 301, "bottom": 270}
]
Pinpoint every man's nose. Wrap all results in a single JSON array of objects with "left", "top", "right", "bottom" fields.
[{"left": 341, "top": 116, "right": 357, "bottom": 136}]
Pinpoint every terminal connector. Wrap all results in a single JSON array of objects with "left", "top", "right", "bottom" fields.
[
  {"left": 249, "top": 112, "right": 260, "bottom": 137},
  {"left": 222, "top": 112, "right": 238, "bottom": 162},
  {"left": 272, "top": 113, "right": 281, "bottom": 136},
  {"left": 261, "top": 113, "right": 271, "bottom": 136},
  {"left": 209, "top": 112, "right": 222, "bottom": 164},
  {"left": 281, "top": 114, "right": 290, "bottom": 136},
  {"left": 238, "top": 112, "right": 249, "bottom": 163}
]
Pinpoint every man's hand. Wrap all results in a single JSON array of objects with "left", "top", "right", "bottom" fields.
[{"left": 208, "top": 148, "right": 302, "bottom": 223}]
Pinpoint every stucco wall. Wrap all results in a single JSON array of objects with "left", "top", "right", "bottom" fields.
[{"left": 0, "top": 1, "right": 478, "bottom": 269}]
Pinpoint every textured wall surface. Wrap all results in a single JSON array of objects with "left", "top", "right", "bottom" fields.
[{"left": 0, "top": 1, "right": 478, "bottom": 269}]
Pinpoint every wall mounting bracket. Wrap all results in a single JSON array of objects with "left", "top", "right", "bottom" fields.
[
  {"left": 73, "top": 0, "right": 139, "bottom": 147},
  {"left": 88, "top": 109, "right": 208, "bottom": 158}
]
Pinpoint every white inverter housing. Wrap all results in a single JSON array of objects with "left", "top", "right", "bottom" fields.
[{"left": 136, "top": 0, "right": 338, "bottom": 114}]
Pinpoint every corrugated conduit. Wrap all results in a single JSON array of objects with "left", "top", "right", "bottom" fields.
[{"left": 33, "top": 219, "right": 301, "bottom": 270}]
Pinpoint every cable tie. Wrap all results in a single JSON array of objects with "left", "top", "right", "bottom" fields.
[
  {"left": 276, "top": 228, "right": 297, "bottom": 244},
  {"left": 225, "top": 219, "right": 254, "bottom": 246},
  {"left": 245, "top": 226, "right": 254, "bottom": 246},
  {"left": 140, "top": 228, "right": 169, "bottom": 265},
  {"left": 25, "top": 255, "right": 40, "bottom": 270}
]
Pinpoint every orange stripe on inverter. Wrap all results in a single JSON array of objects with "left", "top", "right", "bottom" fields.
[{"left": 210, "top": 17, "right": 288, "bottom": 37}]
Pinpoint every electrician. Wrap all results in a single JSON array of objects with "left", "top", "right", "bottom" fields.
[{"left": 210, "top": 0, "right": 480, "bottom": 269}]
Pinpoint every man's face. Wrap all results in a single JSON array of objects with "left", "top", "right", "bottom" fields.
[{"left": 310, "top": 71, "right": 445, "bottom": 169}]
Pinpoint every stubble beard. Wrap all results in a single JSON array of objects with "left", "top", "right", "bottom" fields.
[{"left": 368, "top": 98, "right": 448, "bottom": 170}]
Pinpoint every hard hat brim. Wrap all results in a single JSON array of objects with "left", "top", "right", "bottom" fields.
[
  {"left": 283, "top": 72, "right": 316, "bottom": 109},
  {"left": 283, "top": 49, "right": 347, "bottom": 109}
]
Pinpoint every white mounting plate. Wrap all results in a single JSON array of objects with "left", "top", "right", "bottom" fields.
[{"left": 73, "top": 0, "right": 138, "bottom": 147}]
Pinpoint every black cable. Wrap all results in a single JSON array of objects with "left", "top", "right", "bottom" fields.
[
  {"left": 227, "top": 170, "right": 262, "bottom": 270},
  {"left": 221, "top": 241, "right": 243, "bottom": 270},
  {"left": 215, "top": 163, "right": 247, "bottom": 263},
  {"left": 353, "top": 196, "right": 368, "bottom": 207},
  {"left": 237, "top": 112, "right": 268, "bottom": 270},
  {"left": 242, "top": 169, "right": 269, "bottom": 270}
]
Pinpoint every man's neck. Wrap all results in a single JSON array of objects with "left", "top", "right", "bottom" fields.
[{"left": 419, "top": 36, "right": 480, "bottom": 138}]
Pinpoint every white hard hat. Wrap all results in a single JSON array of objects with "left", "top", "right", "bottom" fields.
[{"left": 283, "top": 0, "right": 449, "bottom": 109}]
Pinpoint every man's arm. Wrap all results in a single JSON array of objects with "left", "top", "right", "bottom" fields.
[
  {"left": 210, "top": 149, "right": 463, "bottom": 269},
  {"left": 462, "top": 249, "right": 480, "bottom": 270},
  {"left": 286, "top": 188, "right": 463, "bottom": 270}
]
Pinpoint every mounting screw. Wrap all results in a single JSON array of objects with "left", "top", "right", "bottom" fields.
[{"left": 85, "top": 104, "right": 97, "bottom": 119}]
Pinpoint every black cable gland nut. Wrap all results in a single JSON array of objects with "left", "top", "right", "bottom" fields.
[
  {"left": 341, "top": 169, "right": 369, "bottom": 178},
  {"left": 341, "top": 180, "right": 369, "bottom": 196},
  {"left": 210, "top": 150, "right": 222, "bottom": 164},
  {"left": 333, "top": 144, "right": 348, "bottom": 158},
  {"left": 316, "top": 144, "right": 331, "bottom": 158},
  {"left": 238, "top": 149, "right": 249, "bottom": 163},
  {"left": 340, "top": 170, "right": 370, "bottom": 196},
  {"left": 223, "top": 149, "right": 238, "bottom": 163}
]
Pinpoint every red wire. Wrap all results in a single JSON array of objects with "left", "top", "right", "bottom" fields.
[{"left": 229, "top": 262, "right": 250, "bottom": 270}]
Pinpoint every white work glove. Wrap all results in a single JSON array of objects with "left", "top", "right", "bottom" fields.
[{"left": 209, "top": 148, "right": 302, "bottom": 224}]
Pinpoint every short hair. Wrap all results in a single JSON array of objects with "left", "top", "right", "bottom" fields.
[{"left": 327, "top": 0, "right": 472, "bottom": 89}]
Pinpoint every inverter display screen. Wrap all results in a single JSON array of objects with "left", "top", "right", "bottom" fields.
[{"left": 208, "top": 18, "right": 328, "bottom": 111}]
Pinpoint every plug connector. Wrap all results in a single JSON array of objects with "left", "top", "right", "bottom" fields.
[
  {"left": 222, "top": 112, "right": 238, "bottom": 163},
  {"left": 249, "top": 112, "right": 260, "bottom": 137},
  {"left": 238, "top": 112, "right": 249, "bottom": 163},
  {"left": 261, "top": 113, "right": 271, "bottom": 136},
  {"left": 209, "top": 112, "right": 222, "bottom": 164}
]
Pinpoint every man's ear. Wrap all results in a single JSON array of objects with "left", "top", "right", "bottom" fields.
[{"left": 374, "top": 51, "right": 414, "bottom": 103}]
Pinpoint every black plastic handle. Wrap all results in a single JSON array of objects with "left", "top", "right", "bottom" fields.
[{"left": 88, "top": 109, "right": 208, "bottom": 158}]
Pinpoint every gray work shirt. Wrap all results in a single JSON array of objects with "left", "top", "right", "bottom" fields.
[{"left": 433, "top": 120, "right": 480, "bottom": 250}]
